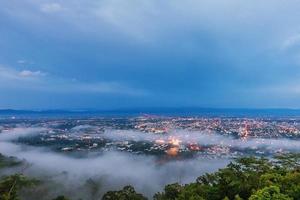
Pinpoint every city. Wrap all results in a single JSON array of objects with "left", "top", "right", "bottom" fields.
[
  {"left": 1, "top": 116, "right": 299, "bottom": 159},
  {"left": 1, "top": 0, "right": 300, "bottom": 199}
]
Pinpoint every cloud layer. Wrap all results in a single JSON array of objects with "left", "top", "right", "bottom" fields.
[
  {"left": 1, "top": 126, "right": 300, "bottom": 198},
  {"left": 1, "top": 0, "right": 300, "bottom": 108},
  {"left": 0, "top": 128, "right": 229, "bottom": 199}
]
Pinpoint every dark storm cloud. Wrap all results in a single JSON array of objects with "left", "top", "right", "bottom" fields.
[{"left": 1, "top": 0, "right": 300, "bottom": 108}]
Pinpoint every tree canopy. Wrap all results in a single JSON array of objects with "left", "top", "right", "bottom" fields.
[
  {"left": 0, "top": 153, "right": 299, "bottom": 200},
  {"left": 103, "top": 154, "right": 300, "bottom": 200}
]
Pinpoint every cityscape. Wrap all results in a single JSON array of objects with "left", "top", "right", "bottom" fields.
[
  {"left": 1, "top": 115, "right": 300, "bottom": 158},
  {"left": 1, "top": 0, "right": 300, "bottom": 199}
]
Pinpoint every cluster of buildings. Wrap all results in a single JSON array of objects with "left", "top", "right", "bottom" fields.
[
  {"left": 133, "top": 116, "right": 300, "bottom": 138},
  {"left": 0, "top": 116, "right": 299, "bottom": 158}
]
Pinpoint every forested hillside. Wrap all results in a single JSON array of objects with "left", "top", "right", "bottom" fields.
[{"left": 1, "top": 154, "right": 299, "bottom": 200}]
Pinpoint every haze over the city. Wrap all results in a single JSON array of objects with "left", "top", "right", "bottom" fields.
[{"left": 2, "top": 0, "right": 300, "bottom": 109}]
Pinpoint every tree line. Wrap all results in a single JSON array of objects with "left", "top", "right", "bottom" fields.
[{"left": 0, "top": 153, "right": 299, "bottom": 200}]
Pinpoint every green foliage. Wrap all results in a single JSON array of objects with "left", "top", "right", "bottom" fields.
[
  {"left": 153, "top": 155, "right": 300, "bottom": 200},
  {"left": 0, "top": 174, "right": 38, "bottom": 200},
  {"left": 0, "top": 153, "right": 299, "bottom": 200},
  {"left": 0, "top": 154, "right": 21, "bottom": 169},
  {"left": 234, "top": 194, "right": 243, "bottom": 200},
  {"left": 154, "top": 183, "right": 182, "bottom": 200},
  {"left": 249, "top": 186, "right": 292, "bottom": 200},
  {"left": 274, "top": 153, "right": 300, "bottom": 170},
  {"left": 102, "top": 185, "right": 147, "bottom": 200}
]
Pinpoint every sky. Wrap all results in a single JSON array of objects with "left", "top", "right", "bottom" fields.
[{"left": 1, "top": 0, "right": 300, "bottom": 109}]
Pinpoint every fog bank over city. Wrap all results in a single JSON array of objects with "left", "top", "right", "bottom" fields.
[
  {"left": 101, "top": 129, "right": 300, "bottom": 151},
  {"left": 0, "top": 115, "right": 300, "bottom": 199},
  {"left": 0, "top": 127, "right": 228, "bottom": 199}
]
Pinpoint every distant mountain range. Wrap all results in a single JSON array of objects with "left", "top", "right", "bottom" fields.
[{"left": 2, "top": 108, "right": 300, "bottom": 117}]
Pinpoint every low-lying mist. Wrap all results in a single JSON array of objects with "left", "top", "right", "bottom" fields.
[
  {"left": 0, "top": 128, "right": 229, "bottom": 199},
  {"left": 101, "top": 129, "right": 300, "bottom": 151},
  {"left": 0, "top": 127, "right": 300, "bottom": 199}
]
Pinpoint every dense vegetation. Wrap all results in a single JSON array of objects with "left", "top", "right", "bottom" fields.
[
  {"left": 103, "top": 154, "right": 300, "bottom": 200},
  {"left": 0, "top": 154, "right": 21, "bottom": 169},
  {"left": 0, "top": 153, "right": 299, "bottom": 200}
]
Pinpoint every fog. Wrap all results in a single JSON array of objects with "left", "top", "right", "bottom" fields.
[
  {"left": 0, "top": 127, "right": 47, "bottom": 141},
  {"left": 0, "top": 127, "right": 300, "bottom": 199},
  {"left": 102, "top": 129, "right": 300, "bottom": 151},
  {"left": 0, "top": 128, "right": 229, "bottom": 199}
]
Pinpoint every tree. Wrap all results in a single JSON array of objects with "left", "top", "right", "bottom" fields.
[
  {"left": 249, "top": 186, "right": 292, "bottom": 200},
  {"left": 0, "top": 174, "right": 38, "bottom": 200},
  {"left": 274, "top": 153, "right": 300, "bottom": 170},
  {"left": 102, "top": 185, "right": 147, "bottom": 200},
  {"left": 0, "top": 154, "right": 21, "bottom": 169},
  {"left": 153, "top": 155, "right": 297, "bottom": 200}
]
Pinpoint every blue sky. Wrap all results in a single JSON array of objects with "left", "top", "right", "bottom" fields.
[{"left": 1, "top": 0, "right": 300, "bottom": 109}]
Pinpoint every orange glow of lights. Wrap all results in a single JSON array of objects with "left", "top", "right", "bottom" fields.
[
  {"left": 155, "top": 139, "right": 165, "bottom": 144},
  {"left": 169, "top": 138, "right": 181, "bottom": 146},
  {"left": 189, "top": 144, "right": 201, "bottom": 151},
  {"left": 166, "top": 147, "right": 179, "bottom": 156},
  {"left": 241, "top": 122, "right": 249, "bottom": 139}
]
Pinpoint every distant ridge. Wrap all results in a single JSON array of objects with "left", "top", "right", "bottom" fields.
[
  {"left": 0, "top": 109, "right": 81, "bottom": 114},
  {"left": 2, "top": 108, "right": 300, "bottom": 117}
]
